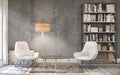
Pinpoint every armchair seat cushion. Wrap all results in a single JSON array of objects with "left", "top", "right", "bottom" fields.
[
  {"left": 21, "top": 56, "right": 36, "bottom": 60},
  {"left": 76, "top": 56, "right": 92, "bottom": 60},
  {"left": 18, "top": 50, "right": 34, "bottom": 56},
  {"left": 23, "top": 50, "right": 34, "bottom": 56},
  {"left": 74, "top": 51, "right": 90, "bottom": 59}
]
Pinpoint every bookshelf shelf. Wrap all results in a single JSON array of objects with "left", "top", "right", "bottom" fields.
[
  {"left": 83, "top": 21, "right": 116, "bottom": 24},
  {"left": 82, "top": 3, "right": 117, "bottom": 63},
  {"left": 83, "top": 32, "right": 116, "bottom": 34},
  {"left": 99, "top": 50, "right": 116, "bottom": 53},
  {"left": 83, "top": 12, "right": 116, "bottom": 14},
  {"left": 83, "top": 41, "right": 116, "bottom": 43}
]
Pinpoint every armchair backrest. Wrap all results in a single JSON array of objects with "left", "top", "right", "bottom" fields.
[
  {"left": 15, "top": 41, "right": 30, "bottom": 53},
  {"left": 82, "top": 41, "right": 98, "bottom": 60}
]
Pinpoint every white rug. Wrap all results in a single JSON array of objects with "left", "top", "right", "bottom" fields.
[
  {"left": 0, "top": 63, "right": 87, "bottom": 75},
  {"left": 30, "top": 63, "right": 84, "bottom": 73}
]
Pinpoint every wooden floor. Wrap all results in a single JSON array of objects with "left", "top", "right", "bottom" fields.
[
  {"left": 0, "top": 64, "right": 120, "bottom": 75},
  {"left": 83, "top": 64, "right": 120, "bottom": 75}
]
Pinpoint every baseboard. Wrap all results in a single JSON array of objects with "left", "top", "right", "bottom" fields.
[
  {"left": 38, "top": 58, "right": 120, "bottom": 64},
  {"left": 0, "top": 61, "right": 3, "bottom": 66},
  {"left": 117, "top": 58, "right": 120, "bottom": 63}
]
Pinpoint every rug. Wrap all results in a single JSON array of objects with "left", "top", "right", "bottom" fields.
[
  {"left": 30, "top": 63, "right": 84, "bottom": 73},
  {"left": 0, "top": 65, "right": 29, "bottom": 75}
]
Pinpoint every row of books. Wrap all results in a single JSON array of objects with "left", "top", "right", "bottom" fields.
[
  {"left": 83, "top": 34, "right": 115, "bottom": 41},
  {"left": 97, "top": 43, "right": 114, "bottom": 51},
  {"left": 97, "top": 53, "right": 115, "bottom": 61},
  {"left": 83, "top": 24, "right": 115, "bottom": 32},
  {"left": 83, "top": 14, "right": 115, "bottom": 22},
  {"left": 84, "top": 4, "right": 115, "bottom": 12}
]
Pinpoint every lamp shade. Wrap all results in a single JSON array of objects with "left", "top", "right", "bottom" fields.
[{"left": 35, "top": 23, "right": 50, "bottom": 32}]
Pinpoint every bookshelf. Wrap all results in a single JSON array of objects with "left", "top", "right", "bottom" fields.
[{"left": 82, "top": 3, "right": 117, "bottom": 63}]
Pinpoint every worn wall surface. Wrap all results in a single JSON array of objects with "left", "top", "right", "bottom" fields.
[{"left": 8, "top": 0, "right": 120, "bottom": 58}]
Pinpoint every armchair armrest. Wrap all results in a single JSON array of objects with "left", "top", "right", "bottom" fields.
[
  {"left": 14, "top": 52, "right": 23, "bottom": 60},
  {"left": 24, "top": 50, "right": 34, "bottom": 56},
  {"left": 34, "top": 52, "right": 39, "bottom": 58}
]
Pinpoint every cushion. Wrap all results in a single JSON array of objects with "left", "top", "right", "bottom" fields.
[
  {"left": 19, "top": 50, "right": 34, "bottom": 56},
  {"left": 79, "top": 52, "right": 90, "bottom": 57},
  {"left": 24, "top": 50, "right": 34, "bottom": 56}
]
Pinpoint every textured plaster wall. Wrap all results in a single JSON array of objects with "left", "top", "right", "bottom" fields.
[{"left": 8, "top": 0, "right": 120, "bottom": 58}]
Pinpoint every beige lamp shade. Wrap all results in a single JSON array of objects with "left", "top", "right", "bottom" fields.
[{"left": 35, "top": 23, "right": 50, "bottom": 32}]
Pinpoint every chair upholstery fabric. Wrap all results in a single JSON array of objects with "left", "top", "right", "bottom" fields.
[
  {"left": 74, "top": 41, "right": 98, "bottom": 61},
  {"left": 15, "top": 41, "right": 39, "bottom": 61}
]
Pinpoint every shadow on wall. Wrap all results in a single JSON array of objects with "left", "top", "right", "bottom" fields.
[{"left": 31, "top": 34, "right": 74, "bottom": 58}]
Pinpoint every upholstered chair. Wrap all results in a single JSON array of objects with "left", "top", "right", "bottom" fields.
[
  {"left": 74, "top": 41, "right": 98, "bottom": 63},
  {"left": 14, "top": 41, "right": 39, "bottom": 66}
]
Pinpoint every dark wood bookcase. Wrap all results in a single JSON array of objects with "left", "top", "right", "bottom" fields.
[{"left": 81, "top": 3, "right": 117, "bottom": 63}]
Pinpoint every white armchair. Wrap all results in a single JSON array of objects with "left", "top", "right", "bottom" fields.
[
  {"left": 74, "top": 42, "right": 98, "bottom": 63},
  {"left": 14, "top": 41, "right": 39, "bottom": 66}
]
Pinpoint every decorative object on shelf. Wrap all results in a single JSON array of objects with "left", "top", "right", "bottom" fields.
[
  {"left": 108, "top": 43, "right": 114, "bottom": 51},
  {"left": 35, "top": 23, "right": 51, "bottom": 36},
  {"left": 98, "top": 25, "right": 103, "bottom": 32}
]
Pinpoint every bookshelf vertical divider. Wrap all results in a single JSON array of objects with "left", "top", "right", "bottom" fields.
[{"left": 82, "top": 3, "right": 117, "bottom": 63}]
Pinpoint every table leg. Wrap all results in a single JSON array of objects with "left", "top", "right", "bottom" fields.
[
  {"left": 42, "top": 58, "right": 46, "bottom": 68},
  {"left": 54, "top": 59, "right": 57, "bottom": 69},
  {"left": 67, "top": 58, "right": 72, "bottom": 69}
]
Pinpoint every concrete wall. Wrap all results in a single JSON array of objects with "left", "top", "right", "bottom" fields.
[{"left": 8, "top": 0, "right": 120, "bottom": 58}]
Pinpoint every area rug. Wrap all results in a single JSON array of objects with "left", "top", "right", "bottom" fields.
[
  {"left": 30, "top": 63, "right": 84, "bottom": 73},
  {"left": 0, "top": 65, "right": 29, "bottom": 75}
]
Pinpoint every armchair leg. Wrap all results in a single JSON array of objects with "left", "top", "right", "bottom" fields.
[
  {"left": 85, "top": 60, "right": 98, "bottom": 69},
  {"left": 15, "top": 60, "right": 21, "bottom": 67}
]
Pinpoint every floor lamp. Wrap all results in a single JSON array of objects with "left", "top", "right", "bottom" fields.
[
  {"left": 35, "top": 23, "right": 50, "bottom": 37},
  {"left": 35, "top": 23, "right": 51, "bottom": 67}
]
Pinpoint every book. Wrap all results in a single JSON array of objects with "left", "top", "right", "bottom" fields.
[
  {"left": 106, "top": 14, "right": 115, "bottom": 22},
  {"left": 98, "top": 44, "right": 101, "bottom": 51},
  {"left": 86, "top": 35, "right": 89, "bottom": 41},
  {"left": 87, "top": 14, "right": 91, "bottom": 22},
  {"left": 106, "top": 25, "right": 110, "bottom": 32},
  {"left": 112, "top": 35, "right": 115, "bottom": 41},
  {"left": 102, "top": 46, "right": 107, "bottom": 51},
  {"left": 94, "top": 4, "right": 97, "bottom": 12},
  {"left": 84, "top": 14, "right": 88, "bottom": 22},
  {"left": 106, "top": 4, "right": 115, "bottom": 12},
  {"left": 90, "top": 34, "right": 92, "bottom": 41},
  {"left": 108, "top": 53, "right": 115, "bottom": 61},
  {"left": 110, "top": 24, "right": 115, "bottom": 32},
  {"left": 84, "top": 4, "right": 88, "bottom": 12},
  {"left": 88, "top": 4, "right": 91, "bottom": 12},
  {"left": 107, "top": 35, "right": 111, "bottom": 41},
  {"left": 98, "top": 4, "right": 102, "bottom": 12},
  {"left": 97, "top": 53, "right": 108, "bottom": 61},
  {"left": 84, "top": 34, "right": 89, "bottom": 41},
  {"left": 91, "top": 27, "right": 98, "bottom": 32},
  {"left": 83, "top": 24, "right": 87, "bottom": 32},
  {"left": 92, "top": 34, "right": 95, "bottom": 41},
  {"left": 103, "top": 34, "right": 107, "bottom": 41},
  {"left": 95, "top": 34, "right": 98, "bottom": 41},
  {"left": 87, "top": 24, "right": 91, "bottom": 32}
]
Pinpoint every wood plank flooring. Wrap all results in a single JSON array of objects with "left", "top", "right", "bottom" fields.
[
  {"left": 83, "top": 64, "right": 120, "bottom": 75},
  {"left": 0, "top": 64, "right": 120, "bottom": 75}
]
